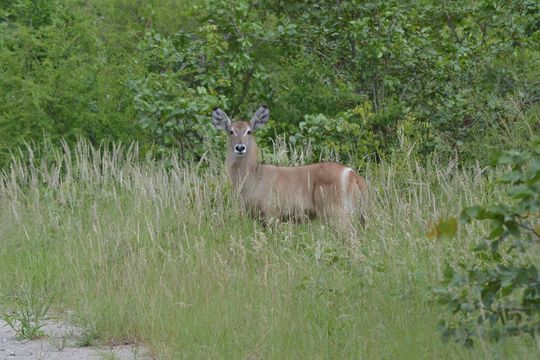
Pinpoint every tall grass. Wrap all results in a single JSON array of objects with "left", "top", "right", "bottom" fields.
[{"left": 0, "top": 140, "right": 536, "bottom": 359}]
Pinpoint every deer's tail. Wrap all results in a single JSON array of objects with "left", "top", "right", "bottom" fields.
[{"left": 343, "top": 168, "right": 369, "bottom": 226}]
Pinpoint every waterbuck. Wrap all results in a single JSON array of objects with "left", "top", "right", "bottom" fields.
[{"left": 211, "top": 106, "right": 368, "bottom": 228}]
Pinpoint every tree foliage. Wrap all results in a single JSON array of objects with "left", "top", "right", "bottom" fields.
[{"left": 0, "top": 0, "right": 539, "bottom": 167}]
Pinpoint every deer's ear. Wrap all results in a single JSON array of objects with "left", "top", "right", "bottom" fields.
[
  {"left": 250, "top": 106, "right": 269, "bottom": 130},
  {"left": 211, "top": 108, "right": 231, "bottom": 131}
]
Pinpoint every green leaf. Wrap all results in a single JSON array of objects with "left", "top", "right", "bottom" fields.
[
  {"left": 507, "top": 185, "right": 534, "bottom": 199},
  {"left": 499, "top": 170, "right": 523, "bottom": 184},
  {"left": 488, "top": 223, "right": 504, "bottom": 239},
  {"left": 460, "top": 206, "right": 484, "bottom": 223},
  {"left": 505, "top": 221, "right": 520, "bottom": 238},
  {"left": 497, "top": 152, "right": 525, "bottom": 167},
  {"left": 443, "top": 265, "right": 456, "bottom": 280}
]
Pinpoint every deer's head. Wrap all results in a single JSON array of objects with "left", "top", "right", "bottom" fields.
[{"left": 211, "top": 106, "right": 270, "bottom": 157}]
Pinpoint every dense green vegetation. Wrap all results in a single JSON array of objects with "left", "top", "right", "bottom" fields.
[
  {"left": 1, "top": 0, "right": 539, "bottom": 358},
  {"left": 434, "top": 143, "right": 540, "bottom": 347},
  {"left": 1, "top": 0, "right": 539, "bottom": 168}
]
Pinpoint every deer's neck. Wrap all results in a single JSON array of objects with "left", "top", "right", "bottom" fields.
[{"left": 226, "top": 142, "right": 260, "bottom": 191}]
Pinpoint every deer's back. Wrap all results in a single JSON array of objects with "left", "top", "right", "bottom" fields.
[{"left": 248, "top": 162, "right": 366, "bottom": 220}]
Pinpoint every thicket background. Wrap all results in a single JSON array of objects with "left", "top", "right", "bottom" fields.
[{"left": 1, "top": 0, "right": 538, "bottom": 169}]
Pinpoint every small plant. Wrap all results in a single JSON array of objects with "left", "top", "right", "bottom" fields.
[
  {"left": 432, "top": 140, "right": 540, "bottom": 346},
  {"left": 1, "top": 284, "right": 54, "bottom": 340},
  {"left": 75, "top": 324, "right": 100, "bottom": 347}
]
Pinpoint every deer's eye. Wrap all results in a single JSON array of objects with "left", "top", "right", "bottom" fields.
[
  {"left": 247, "top": 130, "right": 251, "bottom": 135},
  {"left": 229, "top": 130, "right": 234, "bottom": 135}
]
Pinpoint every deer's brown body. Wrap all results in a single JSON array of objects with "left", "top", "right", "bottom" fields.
[{"left": 212, "top": 107, "right": 368, "bottom": 226}]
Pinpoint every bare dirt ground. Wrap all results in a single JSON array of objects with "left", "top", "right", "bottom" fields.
[{"left": 0, "top": 319, "right": 149, "bottom": 360}]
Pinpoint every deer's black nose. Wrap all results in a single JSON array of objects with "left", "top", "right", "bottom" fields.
[{"left": 234, "top": 144, "right": 246, "bottom": 154}]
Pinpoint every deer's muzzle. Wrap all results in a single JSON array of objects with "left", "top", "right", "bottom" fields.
[{"left": 234, "top": 144, "right": 247, "bottom": 155}]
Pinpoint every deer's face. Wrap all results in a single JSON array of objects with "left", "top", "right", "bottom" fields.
[
  {"left": 228, "top": 121, "right": 253, "bottom": 156},
  {"left": 211, "top": 106, "right": 270, "bottom": 158}
]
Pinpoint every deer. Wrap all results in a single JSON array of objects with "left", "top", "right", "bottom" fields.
[{"left": 211, "top": 106, "right": 368, "bottom": 229}]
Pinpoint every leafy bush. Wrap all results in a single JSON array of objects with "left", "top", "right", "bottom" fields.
[
  {"left": 433, "top": 141, "right": 540, "bottom": 346},
  {"left": 128, "top": 72, "right": 227, "bottom": 161},
  {"left": 262, "top": 0, "right": 540, "bottom": 160},
  {"left": 0, "top": 0, "right": 141, "bottom": 168},
  {"left": 288, "top": 104, "right": 377, "bottom": 168},
  {"left": 288, "top": 101, "right": 433, "bottom": 168},
  {"left": 267, "top": 54, "right": 361, "bottom": 129},
  {"left": 133, "top": 0, "right": 539, "bottom": 164}
]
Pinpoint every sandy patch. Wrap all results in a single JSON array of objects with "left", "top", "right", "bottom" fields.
[{"left": 0, "top": 319, "right": 149, "bottom": 360}]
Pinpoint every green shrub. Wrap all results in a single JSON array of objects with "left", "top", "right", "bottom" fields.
[
  {"left": 287, "top": 101, "right": 433, "bottom": 168},
  {"left": 433, "top": 141, "right": 540, "bottom": 346},
  {"left": 0, "top": 0, "right": 141, "bottom": 168},
  {"left": 128, "top": 73, "right": 227, "bottom": 161}
]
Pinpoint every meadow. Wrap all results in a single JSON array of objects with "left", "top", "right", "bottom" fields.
[{"left": 0, "top": 140, "right": 537, "bottom": 359}]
